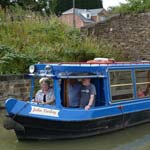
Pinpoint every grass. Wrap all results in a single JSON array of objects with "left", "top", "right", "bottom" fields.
[{"left": 0, "top": 7, "right": 124, "bottom": 74}]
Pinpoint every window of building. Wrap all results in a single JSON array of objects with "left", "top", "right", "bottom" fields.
[
  {"left": 87, "top": 14, "right": 90, "bottom": 18},
  {"left": 109, "top": 70, "right": 134, "bottom": 102},
  {"left": 100, "top": 16, "right": 106, "bottom": 21},
  {"left": 135, "top": 70, "right": 150, "bottom": 98}
]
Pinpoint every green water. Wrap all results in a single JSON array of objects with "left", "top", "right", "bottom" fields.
[{"left": 1, "top": 109, "right": 150, "bottom": 150}]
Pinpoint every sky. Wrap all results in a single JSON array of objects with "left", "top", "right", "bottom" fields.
[{"left": 102, "top": 0, "right": 128, "bottom": 10}]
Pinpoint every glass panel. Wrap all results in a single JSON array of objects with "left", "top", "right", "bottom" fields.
[
  {"left": 61, "top": 77, "right": 102, "bottom": 108},
  {"left": 111, "top": 85, "right": 133, "bottom": 101},
  {"left": 110, "top": 70, "right": 133, "bottom": 101},
  {"left": 136, "top": 70, "right": 150, "bottom": 83},
  {"left": 110, "top": 71, "right": 132, "bottom": 85},
  {"left": 135, "top": 70, "right": 150, "bottom": 98},
  {"left": 32, "top": 77, "right": 55, "bottom": 104}
]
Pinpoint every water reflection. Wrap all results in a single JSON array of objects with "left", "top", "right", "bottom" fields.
[{"left": 1, "top": 109, "right": 150, "bottom": 150}]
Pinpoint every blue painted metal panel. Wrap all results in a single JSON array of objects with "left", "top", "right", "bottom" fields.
[
  {"left": 53, "top": 79, "right": 62, "bottom": 108},
  {"left": 5, "top": 62, "right": 150, "bottom": 122},
  {"left": 29, "top": 77, "right": 34, "bottom": 101},
  {"left": 5, "top": 98, "right": 150, "bottom": 121}
]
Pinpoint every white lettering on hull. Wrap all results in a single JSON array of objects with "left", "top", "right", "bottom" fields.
[{"left": 29, "top": 106, "right": 59, "bottom": 117}]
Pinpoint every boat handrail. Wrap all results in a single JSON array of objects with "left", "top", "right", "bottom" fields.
[
  {"left": 28, "top": 74, "right": 106, "bottom": 79},
  {"left": 57, "top": 75, "right": 106, "bottom": 79},
  {"left": 111, "top": 83, "right": 133, "bottom": 87},
  {"left": 28, "top": 74, "right": 55, "bottom": 78}
]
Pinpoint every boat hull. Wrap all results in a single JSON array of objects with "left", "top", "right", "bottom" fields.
[{"left": 5, "top": 110, "right": 150, "bottom": 140}]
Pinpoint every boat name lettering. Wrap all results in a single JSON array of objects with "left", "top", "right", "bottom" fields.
[{"left": 30, "top": 106, "right": 59, "bottom": 117}]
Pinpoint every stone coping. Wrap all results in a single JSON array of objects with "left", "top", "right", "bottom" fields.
[{"left": 0, "top": 74, "right": 29, "bottom": 81}]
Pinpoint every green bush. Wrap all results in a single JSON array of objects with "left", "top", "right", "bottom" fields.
[
  {"left": 0, "top": 45, "right": 36, "bottom": 74},
  {"left": 0, "top": 8, "right": 124, "bottom": 74},
  {"left": 111, "top": 0, "right": 150, "bottom": 14}
]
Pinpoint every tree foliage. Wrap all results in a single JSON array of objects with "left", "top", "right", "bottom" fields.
[
  {"left": 0, "top": 10, "right": 123, "bottom": 74},
  {"left": 55, "top": 0, "right": 103, "bottom": 15},
  {"left": 0, "top": 0, "right": 103, "bottom": 15},
  {"left": 0, "top": 45, "right": 35, "bottom": 74},
  {"left": 111, "top": 0, "right": 150, "bottom": 14},
  {"left": 0, "top": 0, "right": 11, "bottom": 9}
]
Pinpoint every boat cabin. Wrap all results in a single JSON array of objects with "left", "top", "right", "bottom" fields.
[
  {"left": 29, "top": 59, "right": 150, "bottom": 109},
  {"left": 4, "top": 58, "right": 150, "bottom": 141}
]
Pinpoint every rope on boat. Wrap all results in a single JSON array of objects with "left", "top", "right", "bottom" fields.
[{"left": 118, "top": 105, "right": 126, "bottom": 128}]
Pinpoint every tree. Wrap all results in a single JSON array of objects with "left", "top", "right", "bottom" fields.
[
  {"left": 0, "top": 0, "right": 17, "bottom": 19},
  {"left": 111, "top": 0, "right": 150, "bottom": 14},
  {"left": 55, "top": 0, "right": 103, "bottom": 15},
  {"left": 0, "top": 0, "right": 11, "bottom": 9},
  {"left": 17, "top": 0, "right": 57, "bottom": 15},
  {"left": 0, "top": 0, "right": 103, "bottom": 15},
  {"left": 17, "top": 0, "right": 35, "bottom": 10}
]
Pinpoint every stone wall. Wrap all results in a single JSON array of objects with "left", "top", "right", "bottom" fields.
[
  {"left": 0, "top": 75, "right": 30, "bottom": 108},
  {"left": 81, "top": 13, "right": 150, "bottom": 60}
]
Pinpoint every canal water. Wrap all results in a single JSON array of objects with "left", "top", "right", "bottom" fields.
[{"left": 1, "top": 109, "right": 150, "bottom": 150}]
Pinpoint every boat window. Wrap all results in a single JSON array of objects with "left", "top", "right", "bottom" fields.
[
  {"left": 60, "top": 77, "right": 105, "bottom": 108},
  {"left": 109, "top": 70, "right": 134, "bottom": 102},
  {"left": 135, "top": 70, "right": 150, "bottom": 98},
  {"left": 31, "top": 77, "right": 55, "bottom": 104},
  {"left": 61, "top": 79, "right": 81, "bottom": 107},
  {"left": 34, "top": 77, "right": 54, "bottom": 92}
]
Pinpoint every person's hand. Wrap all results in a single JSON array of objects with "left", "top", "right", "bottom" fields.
[
  {"left": 31, "top": 99, "right": 37, "bottom": 103},
  {"left": 40, "top": 101, "right": 46, "bottom": 104},
  {"left": 32, "top": 99, "right": 40, "bottom": 104},
  {"left": 31, "top": 99, "right": 35, "bottom": 102},
  {"left": 85, "top": 105, "right": 91, "bottom": 111}
]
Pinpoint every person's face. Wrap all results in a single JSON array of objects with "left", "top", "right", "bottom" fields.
[
  {"left": 82, "top": 78, "right": 90, "bottom": 86},
  {"left": 41, "top": 82, "right": 49, "bottom": 91}
]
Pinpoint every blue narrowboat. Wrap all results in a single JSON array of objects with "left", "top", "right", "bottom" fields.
[{"left": 4, "top": 58, "right": 150, "bottom": 140}]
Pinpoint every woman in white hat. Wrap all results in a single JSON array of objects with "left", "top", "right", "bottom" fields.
[{"left": 34, "top": 78, "right": 55, "bottom": 104}]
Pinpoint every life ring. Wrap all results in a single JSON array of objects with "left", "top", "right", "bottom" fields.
[{"left": 87, "top": 58, "right": 115, "bottom": 64}]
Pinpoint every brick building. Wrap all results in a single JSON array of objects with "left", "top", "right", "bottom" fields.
[{"left": 60, "top": 8, "right": 108, "bottom": 28}]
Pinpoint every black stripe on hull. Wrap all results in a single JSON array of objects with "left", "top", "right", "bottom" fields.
[{"left": 12, "top": 110, "right": 150, "bottom": 140}]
